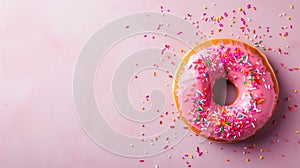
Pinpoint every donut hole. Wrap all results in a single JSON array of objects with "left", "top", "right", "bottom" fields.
[{"left": 212, "top": 77, "right": 237, "bottom": 106}]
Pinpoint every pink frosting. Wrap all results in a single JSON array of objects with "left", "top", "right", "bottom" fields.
[{"left": 175, "top": 41, "right": 277, "bottom": 142}]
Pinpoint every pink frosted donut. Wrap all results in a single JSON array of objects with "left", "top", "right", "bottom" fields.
[{"left": 173, "top": 38, "right": 279, "bottom": 142}]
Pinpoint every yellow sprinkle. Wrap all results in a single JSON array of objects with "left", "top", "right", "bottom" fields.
[
  {"left": 231, "top": 20, "right": 235, "bottom": 24},
  {"left": 204, "top": 6, "right": 207, "bottom": 10},
  {"left": 290, "top": 4, "right": 294, "bottom": 9},
  {"left": 189, "top": 154, "right": 193, "bottom": 159},
  {"left": 179, "top": 49, "right": 184, "bottom": 53},
  {"left": 259, "top": 149, "right": 264, "bottom": 152},
  {"left": 245, "top": 34, "right": 249, "bottom": 39},
  {"left": 293, "top": 89, "right": 298, "bottom": 93},
  {"left": 259, "top": 155, "right": 264, "bottom": 159},
  {"left": 295, "top": 130, "right": 300, "bottom": 134},
  {"left": 246, "top": 159, "right": 250, "bottom": 162},
  {"left": 217, "top": 28, "right": 222, "bottom": 32},
  {"left": 287, "top": 16, "right": 291, "bottom": 20},
  {"left": 153, "top": 72, "right": 157, "bottom": 76},
  {"left": 238, "top": 7, "right": 242, "bottom": 11},
  {"left": 141, "top": 107, "right": 145, "bottom": 110}
]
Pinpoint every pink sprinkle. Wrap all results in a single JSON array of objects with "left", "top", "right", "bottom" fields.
[
  {"left": 139, "top": 159, "right": 145, "bottom": 162},
  {"left": 219, "top": 23, "right": 224, "bottom": 27},
  {"left": 278, "top": 48, "right": 282, "bottom": 53},
  {"left": 246, "top": 3, "right": 251, "bottom": 9},
  {"left": 224, "top": 12, "right": 228, "bottom": 17},
  {"left": 125, "top": 25, "right": 130, "bottom": 28},
  {"left": 187, "top": 13, "right": 192, "bottom": 17},
  {"left": 288, "top": 68, "right": 294, "bottom": 71},
  {"left": 177, "top": 31, "right": 183, "bottom": 35}
]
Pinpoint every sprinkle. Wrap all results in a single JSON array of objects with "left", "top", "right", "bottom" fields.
[
  {"left": 295, "top": 130, "right": 300, "bottom": 134},
  {"left": 189, "top": 154, "right": 193, "bottom": 159},
  {"left": 196, "top": 146, "right": 200, "bottom": 152},
  {"left": 139, "top": 159, "right": 145, "bottom": 163},
  {"left": 164, "top": 145, "right": 169, "bottom": 150},
  {"left": 257, "top": 98, "right": 264, "bottom": 104},
  {"left": 155, "top": 164, "right": 159, "bottom": 168},
  {"left": 203, "top": 6, "right": 207, "bottom": 10},
  {"left": 124, "top": 25, "right": 130, "bottom": 28},
  {"left": 141, "top": 107, "right": 145, "bottom": 110},
  {"left": 246, "top": 159, "right": 250, "bottom": 162},
  {"left": 246, "top": 3, "right": 251, "bottom": 9},
  {"left": 259, "top": 155, "right": 264, "bottom": 159},
  {"left": 290, "top": 4, "right": 294, "bottom": 9},
  {"left": 177, "top": 31, "right": 183, "bottom": 35}
]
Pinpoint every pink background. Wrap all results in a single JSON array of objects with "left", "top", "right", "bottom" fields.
[{"left": 0, "top": 0, "right": 299, "bottom": 167}]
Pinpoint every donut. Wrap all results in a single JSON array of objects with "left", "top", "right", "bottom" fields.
[{"left": 172, "top": 38, "right": 279, "bottom": 142}]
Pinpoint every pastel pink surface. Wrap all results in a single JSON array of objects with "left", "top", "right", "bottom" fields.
[{"left": 0, "top": 0, "right": 299, "bottom": 168}]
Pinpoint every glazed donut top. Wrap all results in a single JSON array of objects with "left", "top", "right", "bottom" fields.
[{"left": 173, "top": 39, "right": 279, "bottom": 142}]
